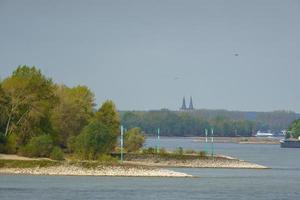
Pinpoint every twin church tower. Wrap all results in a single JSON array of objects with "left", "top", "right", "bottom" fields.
[{"left": 180, "top": 96, "right": 194, "bottom": 111}]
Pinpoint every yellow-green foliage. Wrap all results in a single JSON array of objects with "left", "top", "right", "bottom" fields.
[
  {"left": 288, "top": 119, "right": 300, "bottom": 138},
  {"left": 1, "top": 66, "right": 57, "bottom": 146},
  {"left": 4, "top": 133, "right": 18, "bottom": 154},
  {"left": 50, "top": 146, "right": 64, "bottom": 160},
  {"left": 124, "top": 127, "right": 145, "bottom": 152},
  {"left": 20, "top": 135, "right": 53, "bottom": 157},
  {"left": 95, "top": 100, "right": 120, "bottom": 136},
  {"left": 74, "top": 121, "right": 116, "bottom": 160}
]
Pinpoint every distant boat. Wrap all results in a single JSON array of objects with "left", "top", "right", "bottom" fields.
[
  {"left": 280, "top": 138, "right": 300, "bottom": 148},
  {"left": 255, "top": 131, "right": 274, "bottom": 137}
]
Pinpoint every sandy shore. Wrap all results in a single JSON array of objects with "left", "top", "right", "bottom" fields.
[
  {"left": 0, "top": 153, "right": 268, "bottom": 178},
  {"left": 0, "top": 165, "right": 192, "bottom": 177}
]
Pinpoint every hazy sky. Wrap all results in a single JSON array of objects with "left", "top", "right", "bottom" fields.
[{"left": 1, "top": 0, "right": 300, "bottom": 112}]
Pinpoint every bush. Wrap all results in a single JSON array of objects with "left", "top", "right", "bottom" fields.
[
  {"left": 50, "top": 146, "right": 64, "bottom": 160},
  {"left": 124, "top": 128, "right": 145, "bottom": 152},
  {"left": 74, "top": 121, "right": 117, "bottom": 160},
  {"left": 21, "top": 135, "right": 53, "bottom": 157},
  {"left": 5, "top": 133, "right": 18, "bottom": 154}
]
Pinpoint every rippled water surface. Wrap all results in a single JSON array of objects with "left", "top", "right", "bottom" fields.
[{"left": 1, "top": 137, "right": 300, "bottom": 200}]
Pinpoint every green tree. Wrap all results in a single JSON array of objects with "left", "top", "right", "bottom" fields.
[
  {"left": 95, "top": 100, "right": 120, "bottom": 136},
  {"left": 74, "top": 121, "right": 116, "bottom": 160},
  {"left": 0, "top": 82, "right": 9, "bottom": 134},
  {"left": 124, "top": 127, "right": 145, "bottom": 152},
  {"left": 1, "top": 66, "right": 57, "bottom": 145},
  {"left": 51, "top": 85, "right": 95, "bottom": 147},
  {"left": 288, "top": 119, "right": 300, "bottom": 139}
]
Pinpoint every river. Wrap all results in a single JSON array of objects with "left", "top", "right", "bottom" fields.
[{"left": 1, "top": 137, "right": 299, "bottom": 200}]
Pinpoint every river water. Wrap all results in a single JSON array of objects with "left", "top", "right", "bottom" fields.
[{"left": 1, "top": 137, "right": 300, "bottom": 200}]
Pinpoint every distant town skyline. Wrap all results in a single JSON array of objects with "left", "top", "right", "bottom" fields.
[{"left": 1, "top": 0, "right": 300, "bottom": 112}]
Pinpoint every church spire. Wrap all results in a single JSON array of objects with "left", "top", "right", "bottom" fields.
[
  {"left": 181, "top": 96, "right": 187, "bottom": 110},
  {"left": 188, "top": 96, "right": 194, "bottom": 110}
]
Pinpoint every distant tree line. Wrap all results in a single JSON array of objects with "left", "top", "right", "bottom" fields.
[{"left": 121, "top": 109, "right": 298, "bottom": 137}]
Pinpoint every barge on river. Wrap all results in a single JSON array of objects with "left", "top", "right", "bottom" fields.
[{"left": 280, "top": 139, "right": 300, "bottom": 148}]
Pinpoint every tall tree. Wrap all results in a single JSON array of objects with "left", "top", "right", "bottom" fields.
[
  {"left": 51, "top": 85, "right": 95, "bottom": 147},
  {"left": 1, "top": 66, "right": 57, "bottom": 145},
  {"left": 0, "top": 82, "right": 9, "bottom": 133},
  {"left": 95, "top": 100, "right": 120, "bottom": 136}
]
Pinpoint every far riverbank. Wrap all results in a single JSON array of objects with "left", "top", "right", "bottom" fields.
[{"left": 192, "top": 136, "right": 281, "bottom": 144}]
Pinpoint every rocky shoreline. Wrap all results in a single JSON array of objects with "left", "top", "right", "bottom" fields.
[
  {"left": 0, "top": 165, "right": 192, "bottom": 177},
  {"left": 0, "top": 153, "right": 268, "bottom": 178}
]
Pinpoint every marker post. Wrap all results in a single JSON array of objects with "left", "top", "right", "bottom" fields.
[
  {"left": 205, "top": 129, "right": 208, "bottom": 153},
  {"left": 211, "top": 128, "right": 214, "bottom": 159},
  {"left": 157, "top": 128, "right": 160, "bottom": 154},
  {"left": 120, "top": 125, "right": 124, "bottom": 163}
]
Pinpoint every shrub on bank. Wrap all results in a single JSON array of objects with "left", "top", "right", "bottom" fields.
[
  {"left": 74, "top": 121, "right": 116, "bottom": 160},
  {"left": 4, "top": 133, "right": 18, "bottom": 154},
  {"left": 20, "top": 134, "right": 53, "bottom": 157},
  {"left": 124, "top": 127, "right": 145, "bottom": 152},
  {"left": 50, "top": 146, "right": 64, "bottom": 160}
]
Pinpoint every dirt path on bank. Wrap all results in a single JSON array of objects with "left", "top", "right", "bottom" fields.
[{"left": 0, "top": 154, "right": 51, "bottom": 161}]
